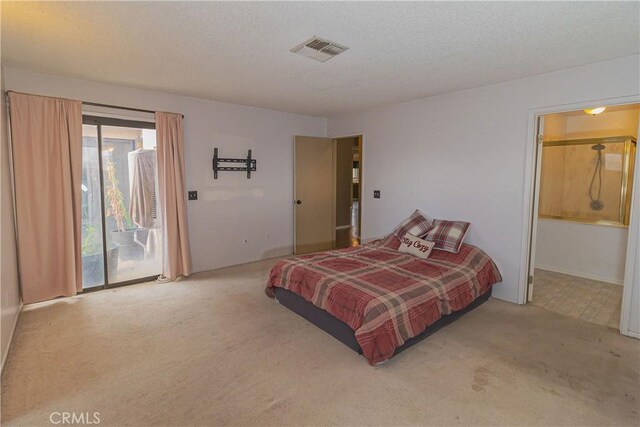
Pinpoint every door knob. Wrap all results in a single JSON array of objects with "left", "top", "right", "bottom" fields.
[{"left": 296, "top": 200, "right": 302, "bottom": 205}]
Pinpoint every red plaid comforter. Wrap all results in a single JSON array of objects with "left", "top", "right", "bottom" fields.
[{"left": 266, "top": 238, "right": 502, "bottom": 365}]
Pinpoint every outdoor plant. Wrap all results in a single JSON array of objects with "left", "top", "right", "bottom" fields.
[
  {"left": 81, "top": 198, "right": 101, "bottom": 256},
  {"left": 104, "top": 158, "right": 135, "bottom": 232},
  {"left": 82, "top": 224, "right": 101, "bottom": 256}
]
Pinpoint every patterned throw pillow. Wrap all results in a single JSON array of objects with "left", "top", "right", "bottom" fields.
[
  {"left": 392, "top": 210, "right": 434, "bottom": 239},
  {"left": 421, "top": 219, "right": 470, "bottom": 253},
  {"left": 398, "top": 233, "right": 435, "bottom": 259},
  {"left": 382, "top": 210, "right": 434, "bottom": 249},
  {"left": 380, "top": 233, "right": 401, "bottom": 250}
]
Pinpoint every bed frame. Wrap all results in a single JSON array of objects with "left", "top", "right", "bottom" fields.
[{"left": 274, "top": 287, "right": 492, "bottom": 359}]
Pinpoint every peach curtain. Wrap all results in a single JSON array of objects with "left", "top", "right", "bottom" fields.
[
  {"left": 155, "top": 111, "right": 192, "bottom": 279},
  {"left": 8, "top": 92, "right": 83, "bottom": 303}
]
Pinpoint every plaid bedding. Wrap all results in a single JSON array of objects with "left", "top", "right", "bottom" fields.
[{"left": 266, "top": 238, "right": 502, "bottom": 365}]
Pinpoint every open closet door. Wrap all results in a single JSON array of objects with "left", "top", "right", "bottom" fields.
[{"left": 294, "top": 136, "right": 335, "bottom": 254}]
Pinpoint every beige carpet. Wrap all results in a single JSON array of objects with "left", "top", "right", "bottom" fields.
[{"left": 2, "top": 257, "right": 639, "bottom": 426}]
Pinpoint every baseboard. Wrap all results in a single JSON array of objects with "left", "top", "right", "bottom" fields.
[
  {"left": 622, "top": 330, "right": 640, "bottom": 339},
  {"left": 1, "top": 300, "right": 22, "bottom": 376},
  {"left": 535, "top": 265, "right": 623, "bottom": 285}
]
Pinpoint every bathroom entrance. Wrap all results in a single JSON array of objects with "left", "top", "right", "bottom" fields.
[
  {"left": 335, "top": 135, "right": 362, "bottom": 249},
  {"left": 527, "top": 103, "right": 639, "bottom": 329}
]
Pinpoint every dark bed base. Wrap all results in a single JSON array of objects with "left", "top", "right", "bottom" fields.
[{"left": 274, "top": 287, "right": 492, "bottom": 359}]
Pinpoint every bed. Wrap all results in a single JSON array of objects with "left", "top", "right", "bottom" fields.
[{"left": 266, "top": 237, "right": 502, "bottom": 365}]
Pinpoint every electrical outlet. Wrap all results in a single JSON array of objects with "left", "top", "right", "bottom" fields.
[
  {"left": 188, "top": 191, "right": 198, "bottom": 201},
  {"left": 373, "top": 190, "right": 381, "bottom": 199}
]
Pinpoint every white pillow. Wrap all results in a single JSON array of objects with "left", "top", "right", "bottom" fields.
[{"left": 398, "top": 233, "right": 435, "bottom": 259}]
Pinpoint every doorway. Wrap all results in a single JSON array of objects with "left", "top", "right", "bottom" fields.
[
  {"left": 335, "top": 136, "right": 362, "bottom": 249},
  {"left": 526, "top": 103, "right": 639, "bottom": 329},
  {"left": 293, "top": 135, "right": 363, "bottom": 254},
  {"left": 81, "top": 116, "right": 162, "bottom": 289}
]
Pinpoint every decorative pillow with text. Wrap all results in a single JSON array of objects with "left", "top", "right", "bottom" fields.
[{"left": 398, "top": 233, "right": 436, "bottom": 259}]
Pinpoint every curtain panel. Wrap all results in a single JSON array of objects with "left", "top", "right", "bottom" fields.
[
  {"left": 8, "top": 92, "right": 83, "bottom": 303},
  {"left": 155, "top": 111, "right": 192, "bottom": 279}
]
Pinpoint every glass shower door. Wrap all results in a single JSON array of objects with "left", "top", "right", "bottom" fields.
[{"left": 538, "top": 136, "right": 636, "bottom": 226}]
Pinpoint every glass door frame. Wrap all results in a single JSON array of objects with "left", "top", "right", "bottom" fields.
[{"left": 82, "top": 114, "right": 159, "bottom": 291}]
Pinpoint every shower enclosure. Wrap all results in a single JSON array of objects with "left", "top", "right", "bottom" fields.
[{"left": 538, "top": 135, "right": 636, "bottom": 226}]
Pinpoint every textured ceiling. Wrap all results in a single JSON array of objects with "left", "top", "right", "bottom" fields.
[{"left": 2, "top": 1, "right": 639, "bottom": 116}]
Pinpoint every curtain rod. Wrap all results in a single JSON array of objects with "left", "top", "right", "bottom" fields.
[
  {"left": 83, "top": 101, "right": 184, "bottom": 119},
  {"left": 5, "top": 91, "right": 184, "bottom": 118}
]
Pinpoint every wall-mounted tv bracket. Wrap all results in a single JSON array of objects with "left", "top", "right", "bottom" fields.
[{"left": 212, "top": 148, "right": 257, "bottom": 179}]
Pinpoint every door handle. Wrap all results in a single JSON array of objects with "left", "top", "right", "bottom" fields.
[{"left": 296, "top": 200, "right": 302, "bottom": 205}]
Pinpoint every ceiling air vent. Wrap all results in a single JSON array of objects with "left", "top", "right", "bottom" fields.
[{"left": 290, "top": 36, "right": 349, "bottom": 62}]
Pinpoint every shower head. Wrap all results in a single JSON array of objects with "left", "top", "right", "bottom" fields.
[{"left": 591, "top": 143, "right": 605, "bottom": 151}]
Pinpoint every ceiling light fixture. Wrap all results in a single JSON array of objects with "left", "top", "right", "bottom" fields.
[{"left": 584, "top": 107, "right": 606, "bottom": 115}]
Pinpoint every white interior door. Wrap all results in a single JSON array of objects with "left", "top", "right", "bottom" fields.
[
  {"left": 527, "top": 116, "right": 545, "bottom": 301},
  {"left": 294, "top": 136, "right": 335, "bottom": 254}
]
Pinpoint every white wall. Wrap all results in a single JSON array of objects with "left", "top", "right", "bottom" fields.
[
  {"left": 327, "top": 55, "right": 640, "bottom": 304},
  {"left": 3, "top": 67, "right": 327, "bottom": 273},
  {"left": 535, "top": 220, "right": 628, "bottom": 284},
  {"left": 1, "top": 67, "right": 22, "bottom": 371},
  {"left": 3, "top": 57, "right": 639, "bottom": 330}
]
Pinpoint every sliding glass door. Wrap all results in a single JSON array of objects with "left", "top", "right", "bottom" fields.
[
  {"left": 81, "top": 117, "right": 161, "bottom": 289},
  {"left": 81, "top": 124, "right": 106, "bottom": 287}
]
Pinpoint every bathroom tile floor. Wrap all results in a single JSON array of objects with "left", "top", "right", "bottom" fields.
[{"left": 532, "top": 268, "right": 623, "bottom": 329}]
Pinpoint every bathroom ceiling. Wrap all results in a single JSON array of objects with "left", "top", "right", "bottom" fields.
[
  {"left": 558, "top": 104, "right": 640, "bottom": 117},
  {"left": 2, "top": 1, "right": 639, "bottom": 116}
]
